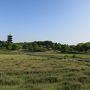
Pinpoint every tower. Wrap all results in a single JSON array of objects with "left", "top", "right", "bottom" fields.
[{"left": 7, "top": 34, "right": 13, "bottom": 43}]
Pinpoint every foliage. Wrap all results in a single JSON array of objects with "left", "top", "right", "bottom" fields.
[{"left": 1, "top": 40, "right": 90, "bottom": 53}]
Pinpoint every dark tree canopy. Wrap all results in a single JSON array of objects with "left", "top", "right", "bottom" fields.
[{"left": 0, "top": 40, "right": 90, "bottom": 53}]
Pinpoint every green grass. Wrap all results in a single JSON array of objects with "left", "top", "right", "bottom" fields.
[{"left": 0, "top": 53, "right": 90, "bottom": 90}]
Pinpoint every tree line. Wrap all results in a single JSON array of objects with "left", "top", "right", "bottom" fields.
[{"left": 0, "top": 40, "right": 90, "bottom": 53}]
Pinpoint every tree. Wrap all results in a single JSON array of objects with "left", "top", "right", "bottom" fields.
[
  {"left": 53, "top": 43, "right": 61, "bottom": 50},
  {"left": 12, "top": 44, "right": 21, "bottom": 50},
  {"left": 28, "top": 43, "right": 34, "bottom": 51},
  {"left": 6, "top": 42, "right": 13, "bottom": 50},
  {"left": 22, "top": 43, "right": 29, "bottom": 49},
  {"left": 60, "top": 44, "right": 70, "bottom": 53}
]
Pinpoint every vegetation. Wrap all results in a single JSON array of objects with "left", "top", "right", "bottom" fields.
[
  {"left": 0, "top": 35, "right": 90, "bottom": 90},
  {"left": 1, "top": 40, "right": 90, "bottom": 53},
  {"left": 0, "top": 53, "right": 89, "bottom": 90}
]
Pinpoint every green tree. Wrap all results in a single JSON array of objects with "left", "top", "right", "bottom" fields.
[
  {"left": 12, "top": 44, "right": 21, "bottom": 50},
  {"left": 22, "top": 43, "right": 28, "bottom": 49},
  {"left": 28, "top": 44, "right": 34, "bottom": 51},
  {"left": 6, "top": 42, "right": 13, "bottom": 50},
  {"left": 61, "top": 44, "right": 70, "bottom": 53}
]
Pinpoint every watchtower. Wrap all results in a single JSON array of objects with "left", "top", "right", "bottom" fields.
[{"left": 7, "top": 34, "right": 13, "bottom": 43}]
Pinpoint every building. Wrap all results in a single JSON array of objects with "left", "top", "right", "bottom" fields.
[{"left": 7, "top": 34, "right": 13, "bottom": 43}]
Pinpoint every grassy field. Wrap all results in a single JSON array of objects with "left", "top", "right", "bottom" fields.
[{"left": 0, "top": 53, "right": 90, "bottom": 90}]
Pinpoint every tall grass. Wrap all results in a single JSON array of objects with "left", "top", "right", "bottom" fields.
[{"left": 0, "top": 53, "right": 89, "bottom": 90}]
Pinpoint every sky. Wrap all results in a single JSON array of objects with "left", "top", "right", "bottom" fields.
[{"left": 0, "top": 0, "right": 90, "bottom": 45}]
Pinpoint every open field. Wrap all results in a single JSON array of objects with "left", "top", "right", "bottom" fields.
[{"left": 0, "top": 53, "right": 90, "bottom": 90}]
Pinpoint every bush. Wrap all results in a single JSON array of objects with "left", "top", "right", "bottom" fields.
[
  {"left": 64, "top": 55, "right": 69, "bottom": 59},
  {"left": 71, "top": 55, "right": 77, "bottom": 58}
]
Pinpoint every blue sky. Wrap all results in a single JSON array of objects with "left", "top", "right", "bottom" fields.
[{"left": 0, "top": 0, "right": 90, "bottom": 44}]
